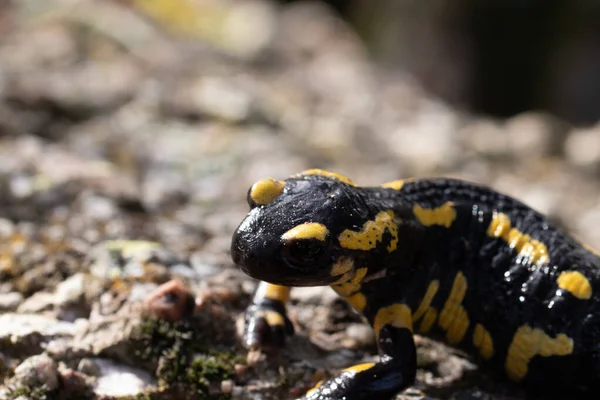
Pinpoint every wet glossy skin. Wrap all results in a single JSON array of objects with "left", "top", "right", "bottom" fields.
[{"left": 232, "top": 170, "right": 600, "bottom": 400}]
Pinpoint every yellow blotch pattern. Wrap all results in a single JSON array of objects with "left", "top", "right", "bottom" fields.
[
  {"left": 556, "top": 270, "right": 592, "bottom": 300},
  {"left": 373, "top": 303, "right": 413, "bottom": 339},
  {"left": 418, "top": 307, "right": 438, "bottom": 333},
  {"left": 413, "top": 202, "right": 457, "bottom": 228},
  {"left": 438, "top": 272, "right": 470, "bottom": 344},
  {"left": 412, "top": 280, "right": 440, "bottom": 322},
  {"left": 331, "top": 267, "right": 369, "bottom": 297},
  {"left": 298, "top": 169, "right": 355, "bottom": 186},
  {"left": 487, "top": 212, "right": 549, "bottom": 266},
  {"left": 473, "top": 324, "right": 494, "bottom": 359},
  {"left": 381, "top": 178, "right": 414, "bottom": 190},
  {"left": 281, "top": 222, "right": 329, "bottom": 241},
  {"left": 338, "top": 211, "right": 399, "bottom": 252},
  {"left": 249, "top": 178, "right": 285, "bottom": 206},
  {"left": 505, "top": 324, "right": 573, "bottom": 381}
]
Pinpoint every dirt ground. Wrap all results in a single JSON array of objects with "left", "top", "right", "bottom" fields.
[{"left": 1, "top": 1, "right": 600, "bottom": 399}]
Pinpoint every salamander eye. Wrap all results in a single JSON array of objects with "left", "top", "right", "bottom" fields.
[{"left": 281, "top": 239, "right": 327, "bottom": 270}]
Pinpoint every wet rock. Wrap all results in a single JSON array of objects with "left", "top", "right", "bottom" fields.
[{"left": 144, "top": 279, "right": 196, "bottom": 322}]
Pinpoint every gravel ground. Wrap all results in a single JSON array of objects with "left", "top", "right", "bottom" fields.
[{"left": 1, "top": 1, "right": 600, "bottom": 400}]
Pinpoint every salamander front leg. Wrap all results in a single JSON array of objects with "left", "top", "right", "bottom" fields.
[
  {"left": 301, "top": 325, "right": 418, "bottom": 400},
  {"left": 243, "top": 282, "right": 294, "bottom": 350}
]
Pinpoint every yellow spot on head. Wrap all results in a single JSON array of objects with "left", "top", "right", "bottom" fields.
[
  {"left": 249, "top": 178, "right": 285, "bottom": 206},
  {"left": 412, "top": 280, "right": 440, "bottom": 322},
  {"left": 282, "top": 223, "right": 329, "bottom": 241},
  {"left": 438, "top": 271, "right": 469, "bottom": 344},
  {"left": 473, "top": 324, "right": 494, "bottom": 359},
  {"left": 342, "top": 362, "right": 375, "bottom": 374},
  {"left": 557, "top": 270, "right": 592, "bottom": 300},
  {"left": 505, "top": 324, "right": 573, "bottom": 381},
  {"left": 298, "top": 169, "right": 355, "bottom": 186},
  {"left": 413, "top": 202, "right": 456, "bottom": 228},
  {"left": 373, "top": 303, "right": 413, "bottom": 339},
  {"left": 338, "top": 211, "right": 399, "bottom": 252},
  {"left": 487, "top": 213, "right": 549, "bottom": 266}
]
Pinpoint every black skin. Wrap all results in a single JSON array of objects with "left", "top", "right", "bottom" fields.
[{"left": 231, "top": 173, "right": 600, "bottom": 399}]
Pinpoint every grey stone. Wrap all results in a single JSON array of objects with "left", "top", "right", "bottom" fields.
[{"left": 13, "top": 353, "right": 59, "bottom": 391}]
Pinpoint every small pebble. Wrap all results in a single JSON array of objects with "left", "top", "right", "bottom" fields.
[
  {"left": 144, "top": 279, "right": 195, "bottom": 322},
  {"left": 345, "top": 323, "right": 375, "bottom": 347},
  {"left": 59, "top": 368, "right": 89, "bottom": 395},
  {"left": 221, "top": 379, "right": 234, "bottom": 393},
  {"left": 13, "top": 353, "right": 59, "bottom": 391},
  {"left": 78, "top": 358, "right": 101, "bottom": 377}
]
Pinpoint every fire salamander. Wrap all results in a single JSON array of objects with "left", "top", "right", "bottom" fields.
[{"left": 231, "top": 169, "right": 600, "bottom": 400}]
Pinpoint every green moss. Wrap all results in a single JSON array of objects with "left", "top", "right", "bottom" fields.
[
  {"left": 7, "top": 384, "right": 52, "bottom": 400},
  {"left": 132, "top": 317, "right": 244, "bottom": 399}
]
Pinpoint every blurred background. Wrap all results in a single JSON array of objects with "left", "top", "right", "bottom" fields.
[
  {"left": 2, "top": 1, "right": 600, "bottom": 399},
  {"left": 2, "top": 0, "right": 600, "bottom": 242}
]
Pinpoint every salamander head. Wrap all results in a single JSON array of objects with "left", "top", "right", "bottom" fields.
[{"left": 231, "top": 170, "right": 398, "bottom": 286}]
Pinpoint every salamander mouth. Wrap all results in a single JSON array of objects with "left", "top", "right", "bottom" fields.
[{"left": 240, "top": 265, "right": 341, "bottom": 287}]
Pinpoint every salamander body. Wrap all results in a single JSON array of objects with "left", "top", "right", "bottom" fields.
[{"left": 231, "top": 169, "right": 600, "bottom": 399}]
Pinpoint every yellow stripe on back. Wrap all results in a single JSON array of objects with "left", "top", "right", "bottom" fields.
[
  {"left": 412, "top": 280, "right": 439, "bottom": 322},
  {"left": 487, "top": 212, "right": 549, "bottom": 266},
  {"left": 438, "top": 271, "right": 469, "bottom": 344},
  {"left": 473, "top": 323, "right": 494, "bottom": 359},
  {"left": 298, "top": 169, "right": 355, "bottom": 186},
  {"left": 380, "top": 178, "right": 415, "bottom": 191},
  {"left": 556, "top": 270, "right": 592, "bottom": 300},
  {"left": 505, "top": 324, "right": 573, "bottom": 381},
  {"left": 413, "top": 202, "right": 456, "bottom": 228},
  {"left": 338, "top": 211, "right": 399, "bottom": 252}
]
